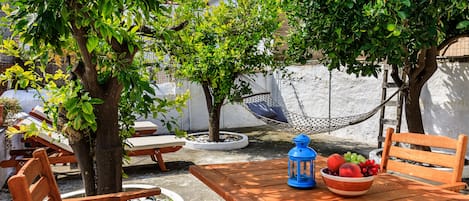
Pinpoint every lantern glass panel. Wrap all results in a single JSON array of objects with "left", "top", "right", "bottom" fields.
[
  {"left": 300, "top": 161, "right": 310, "bottom": 178},
  {"left": 289, "top": 159, "right": 297, "bottom": 178}
]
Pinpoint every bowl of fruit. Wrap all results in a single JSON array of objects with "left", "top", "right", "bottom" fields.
[{"left": 320, "top": 152, "right": 379, "bottom": 197}]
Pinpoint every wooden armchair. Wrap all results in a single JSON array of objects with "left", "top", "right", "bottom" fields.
[
  {"left": 380, "top": 127, "right": 468, "bottom": 192},
  {"left": 7, "top": 148, "right": 161, "bottom": 201}
]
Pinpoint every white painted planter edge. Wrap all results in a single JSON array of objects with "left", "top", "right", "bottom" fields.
[
  {"left": 60, "top": 184, "right": 184, "bottom": 201},
  {"left": 184, "top": 131, "right": 249, "bottom": 151},
  {"left": 369, "top": 148, "right": 469, "bottom": 179}
]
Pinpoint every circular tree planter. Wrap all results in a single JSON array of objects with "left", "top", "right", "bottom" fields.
[
  {"left": 185, "top": 131, "right": 249, "bottom": 150},
  {"left": 369, "top": 148, "right": 469, "bottom": 178},
  {"left": 61, "top": 184, "right": 184, "bottom": 201}
]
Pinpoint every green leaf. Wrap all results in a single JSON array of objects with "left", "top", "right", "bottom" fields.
[
  {"left": 397, "top": 11, "right": 407, "bottom": 19},
  {"left": 64, "top": 98, "right": 78, "bottom": 109},
  {"left": 83, "top": 113, "right": 95, "bottom": 123},
  {"left": 114, "top": 31, "right": 124, "bottom": 44},
  {"left": 73, "top": 117, "right": 82, "bottom": 130},
  {"left": 82, "top": 102, "right": 94, "bottom": 114},
  {"left": 130, "top": 25, "right": 140, "bottom": 34},
  {"left": 401, "top": 0, "right": 411, "bottom": 7},
  {"left": 89, "top": 98, "right": 104, "bottom": 105},
  {"left": 456, "top": 21, "right": 469, "bottom": 29},
  {"left": 66, "top": 107, "right": 80, "bottom": 119},
  {"left": 90, "top": 123, "right": 97, "bottom": 132},
  {"left": 86, "top": 37, "right": 99, "bottom": 53},
  {"left": 128, "top": 44, "right": 134, "bottom": 55}
]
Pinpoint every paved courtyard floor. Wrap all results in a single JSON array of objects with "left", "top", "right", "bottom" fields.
[{"left": 0, "top": 126, "right": 378, "bottom": 200}]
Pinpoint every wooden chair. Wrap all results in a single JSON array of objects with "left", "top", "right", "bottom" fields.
[
  {"left": 380, "top": 127, "right": 468, "bottom": 192},
  {"left": 7, "top": 148, "right": 161, "bottom": 201}
]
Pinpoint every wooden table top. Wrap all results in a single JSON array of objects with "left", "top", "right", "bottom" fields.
[{"left": 189, "top": 157, "right": 469, "bottom": 201}]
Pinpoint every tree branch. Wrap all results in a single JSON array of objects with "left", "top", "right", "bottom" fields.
[
  {"left": 419, "top": 46, "right": 438, "bottom": 84},
  {"left": 201, "top": 82, "right": 213, "bottom": 112},
  {"left": 411, "top": 48, "right": 428, "bottom": 80},
  {"left": 437, "top": 34, "right": 469, "bottom": 53},
  {"left": 70, "top": 22, "right": 102, "bottom": 96},
  {"left": 390, "top": 64, "right": 404, "bottom": 87},
  {"left": 138, "top": 21, "right": 188, "bottom": 38}
]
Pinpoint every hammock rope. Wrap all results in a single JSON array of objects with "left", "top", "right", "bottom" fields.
[{"left": 241, "top": 88, "right": 400, "bottom": 134}]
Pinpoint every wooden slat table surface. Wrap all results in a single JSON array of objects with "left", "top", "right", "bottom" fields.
[{"left": 189, "top": 157, "right": 469, "bottom": 201}]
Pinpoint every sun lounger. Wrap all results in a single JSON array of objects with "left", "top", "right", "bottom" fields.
[
  {"left": 29, "top": 106, "right": 159, "bottom": 136},
  {"left": 0, "top": 107, "right": 185, "bottom": 172}
]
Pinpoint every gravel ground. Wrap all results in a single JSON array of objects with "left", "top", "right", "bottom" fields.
[{"left": 0, "top": 126, "right": 377, "bottom": 200}]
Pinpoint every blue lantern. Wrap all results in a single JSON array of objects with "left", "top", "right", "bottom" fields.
[{"left": 288, "top": 134, "right": 317, "bottom": 189}]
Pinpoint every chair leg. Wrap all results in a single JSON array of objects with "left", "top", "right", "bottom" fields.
[{"left": 151, "top": 149, "right": 168, "bottom": 171}]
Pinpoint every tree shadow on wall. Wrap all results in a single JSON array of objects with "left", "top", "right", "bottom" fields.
[{"left": 421, "top": 62, "right": 469, "bottom": 138}]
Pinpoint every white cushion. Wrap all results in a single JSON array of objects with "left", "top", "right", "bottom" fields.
[
  {"left": 14, "top": 116, "right": 73, "bottom": 153},
  {"left": 125, "top": 135, "right": 185, "bottom": 151},
  {"left": 134, "top": 121, "right": 158, "bottom": 131}
]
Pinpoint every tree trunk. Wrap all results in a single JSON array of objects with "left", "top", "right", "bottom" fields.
[
  {"left": 70, "top": 137, "right": 96, "bottom": 196},
  {"left": 404, "top": 47, "right": 438, "bottom": 134},
  {"left": 208, "top": 103, "right": 223, "bottom": 142},
  {"left": 404, "top": 87, "right": 425, "bottom": 134},
  {"left": 95, "top": 98, "right": 123, "bottom": 194},
  {"left": 401, "top": 47, "right": 438, "bottom": 151},
  {"left": 201, "top": 83, "right": 224, "bottom": 142}
]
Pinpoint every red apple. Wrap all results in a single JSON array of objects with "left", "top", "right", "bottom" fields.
[
  {"left": 339, "top": 163, "right": 363, "bottom": 177},
  {"left": 327, "top": 153, "right": 346, "bottom": 173}
]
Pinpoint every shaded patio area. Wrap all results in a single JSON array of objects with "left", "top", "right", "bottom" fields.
[{"left": 0, "top": 126, "right": 377, "bottom": 200}]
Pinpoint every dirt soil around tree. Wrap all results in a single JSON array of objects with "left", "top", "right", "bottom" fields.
[{"left": 0, "top": 126, "right": 388, "bottom": 200}]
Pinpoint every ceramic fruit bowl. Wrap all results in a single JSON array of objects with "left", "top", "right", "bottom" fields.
[{"left": 320, "top": 168, "right": 374, "bottom": 197}]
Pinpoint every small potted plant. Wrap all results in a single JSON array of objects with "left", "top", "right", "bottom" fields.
[
  {"left": 320, "top": 152, "right": 380, "bottom": 196},
  {"left": 0, "top": 97, "right": 22, "bottom": 127}
]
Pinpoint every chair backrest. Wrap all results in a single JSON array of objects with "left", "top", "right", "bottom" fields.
[
  {"left": 8, "top": 148, "right": 62, "bottom": 201},
  {"left": 380, "top": 127, "right": 468, "bottom": 186}
]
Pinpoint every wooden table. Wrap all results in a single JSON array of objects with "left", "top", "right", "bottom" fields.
[{"left": 189, "top": 157, "right": 469, "bottom": 201}]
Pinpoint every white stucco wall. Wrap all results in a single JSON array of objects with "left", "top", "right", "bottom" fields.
[
  {"left": 420, "top": 62, "right": 469, "bottom": 139},
  {"left": 155, "top": 61, "right": 469, "bottom": 151},
  {"left": 274, "top": 65, "right": 382, "bottom": 144}
]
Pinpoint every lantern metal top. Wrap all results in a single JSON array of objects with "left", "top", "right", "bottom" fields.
[{"left": 288, "top": 134, "right": 317, "bottom": 159}]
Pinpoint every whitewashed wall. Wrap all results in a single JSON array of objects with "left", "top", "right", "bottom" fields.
[
  {"left": 420, "top": 62, "right": 469, "bottom": 140},
  {"left": 273, "top": 65, "right": 382, "bottom": 144},
  {"left": 154, "top": 62, "right": 469, "bottom": 150}
]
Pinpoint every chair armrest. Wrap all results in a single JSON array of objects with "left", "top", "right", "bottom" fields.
[
  {"left": 439, "top": 182, "right": 467, "bottom": 192},
  {"left": 63, "top": 188, "right": 161, "bottom": 201}
]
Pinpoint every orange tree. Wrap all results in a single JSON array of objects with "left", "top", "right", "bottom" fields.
[
  {"left": 284, "top": 0, "right": 469, "bottom": 135},
  {"left": 0, "top": 0, "right": 187, "bottom": 196},
  {"left": 153, "top": 0, "right": 285, "bottom": 142}
]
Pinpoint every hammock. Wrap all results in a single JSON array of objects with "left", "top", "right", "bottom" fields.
[{"left": 242, "top": 89, "right": 400, "bottom": 134}]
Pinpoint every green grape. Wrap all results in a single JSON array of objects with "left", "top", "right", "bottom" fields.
[
  {"left": 343, "top": 151, "right": 366, "bottom": 164},
  {"left": 350, "top": 153, "right": 357, "bottom": 162},
  {"left": 343, "top": 151, "right": 352, "bottom": 162},
  {"left": 356, "top": 154, "right": 366, "bottom": 163}
]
